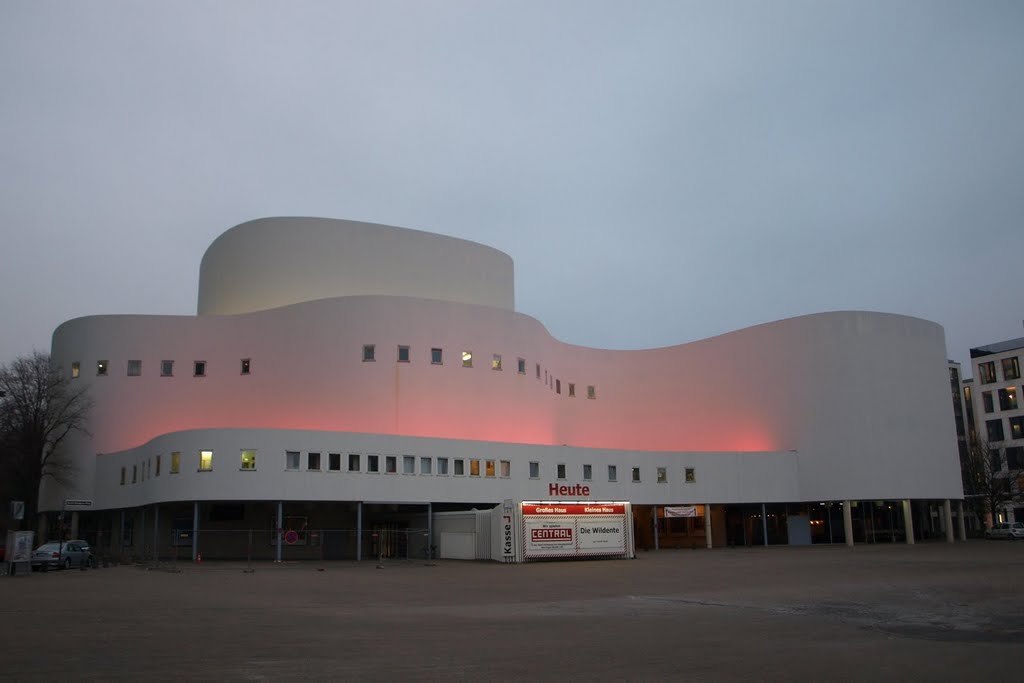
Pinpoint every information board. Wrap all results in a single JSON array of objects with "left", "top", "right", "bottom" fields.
[{"left": 521, "top": 503, "right": 629, "bottom": 560}]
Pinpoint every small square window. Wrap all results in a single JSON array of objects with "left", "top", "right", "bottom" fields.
[
  {"left": 536, "top": 363, "right": 541, "bottom": 379},
  {"left": 403, "top": 455, "right": 415, "bottom": 474},
  {"left": 631, "top": 467, "right": 640, "bottom": 483},
  {"left": 385, "top": 455, "right": 397, "bottom": 473},
  {"left": 587, "top": 385, "right": 597, "bottom": 400},
  {"left": 171, "top": 452, "right": 181, "bottom": 474},
  {"left": 420, "top": 457, "right": 432, "bottom": 475},
  {"left": 657, "top": 467, "right": 667, "bottom": 483},
  {"left": 462, "top": 351, "right": 473, "bottom": 368},
  {"left": 286, "top": 451, "right": 300, "bottom": 471},
  {"left": 983, "top": 392, "right": 994, "bottom": 413},
  {"left": 363, "top": 344, "right": 376, "bottom": 362},
  {"left": 583, "top": 464, "right": 592, "bottom": 481},
  {"left": 987, "top": 419, "right": 1005, "bottom": 442},
  {"left": 431, "top": 348, "right": 443, "bottom": 365},
  {"left": 544, "top": 370, "right": 548, "bottom": 385},
  {"left": 155, "top": 454, "right": 161, "bottom": 476},
  {"left": 437, "top": 457, "right": 449, "bottom": 475},
  {"left": 398, "top": 346, "right": 410, "bottom": 363},
  {"left": 568, "top": 383, "right": 575, "bottom": 397},
  {"left": 998, "top": 387, "right": 1018, "bottom": 411},
  {"left": 685, "top": 468, "right": 696, "bottom": 483},
  {"left": 120, "top": 467, "right": 126, "bottom": 485},
  {"left": 71, "top": 362, "right": 80, "bottom": 379},
  {"left": 470, "top": 459, "right": 480, "bottom": 476},
  {"left": 367, "top": 454, "right": 380, "bottom": 472},
  {"left": 127, "top": 360, "right": 142, "bottom": 377},
  {"left": 194, "top": 361, "right": 206, "bottom": 377},
  {"left": 979, "top": 361, "right": 996, "bottom": 384},
  {"left": 329, "top": 453, "right": 342, "bottom": 471},
  {"left": 485, "top": 459, "right": 496, "bottom": 477},
  {"left": 161, "top": 360, "right": 174, "bottom": 377},
  {"left": 608, "top": 465, "right": 617, "bottom": 482},
  {"left": 241, "top": 450, "right": 256, "bottom": 470},
  {"left": 517, "top": 358, "right": 526, "bottom": 374},
  {"left": 348, "top": 453, "right": 360, "bottom": 472},
  {"left": 1002, "top": 356, "right": 1021, "bottom": 381},
  {"left": 492, "top": 354, "right": 502, "bottom": 371},
  {"left": 500, "top": 460, "right": 510, "bottom": 478},
  {"left": 555, "top": 379, "right": 561, "bottom": 394},
  {"left": 557, "top": 463, "right": 566, "bottom": 480},
  {"left": 529, "top": 462, "right": 540, "bottom": 479},
  {"left": 133, "top": 465, "right": 138, "bottom": 483},
  {"left": 199, "top": 450, "right": 213, "bottom": 472},
  {"left": 1010, "top": 416, "right": 1024, "bottom": 440},
  {"left": 241, "top": 358, "right": 251, "bottom": 375},
  {"left": 308, "top": 452, "right": 321, "bottom": 471},
  {"left": 454, "top": 459, "right": 465, "bottom": 476},
  {"left": 97, "top": 360, "right": 108, "bottom": 376}
]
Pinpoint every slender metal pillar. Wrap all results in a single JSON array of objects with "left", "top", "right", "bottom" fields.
[
  {"left": 356, "top": 502, "right": 363, "bottom": 562},
  {"left": 704, "top": 504, "right": 712, "bottom": 549},
  {"left": 902, "top": 500, "right": 914, "bottom": 545},
  {"left": 426, "top": 502, "right": 433, "bottom": 560},
  {"left": 943, "top": 499, "right": 954, "bottom": 543},
  {"left": 192, "top": 501, "right": 199, "bottom": 561},
  {"left": 843, "top": 501, "right": 854, "bottom": 546},
  {"left": 653, "top": 509, "right": 659, "bottom": 550},
  {"left": 140, "top": 508, "right": 146, "bottom": 560},
  {"left": 957, "top": 501, "right": 967, "bottom": 541},
  {"left": 276, "top": 501, "right": 283, "bottom": 562},
  {"left": 70, "top": 511, "right": 80, "bottom": 540},
  {"left": 154, "top": 505, "right": 160, "bottom": 560},
  {"left": 119, "top": 510, "right": 126, "bottom": 556},
  {"left": 761, "top": 503, "right": 768, "bottom": 546}
]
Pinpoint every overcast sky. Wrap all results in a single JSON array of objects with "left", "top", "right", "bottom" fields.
[{"left": 1, "top": 1, "right": 1021, "bottom": 374}]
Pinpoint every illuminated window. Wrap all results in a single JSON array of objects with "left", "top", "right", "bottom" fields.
[
  {"left": 97, "top": 360, "right": 108, "bottom": 376},
  {"left": 686, "top": 468, "right": 696, "bottom": 483},
  {"left": 397, "top": 346, "right": 410, "bottom": 363},
  {"left": 161, "top": 360, "right": 173, "bottom": 376},
  {"left": 385, "top": 455, "right": 397, "bottom": 473},
  {"left": 454, "top": 459, "right": 465, "bottom": 476},
  {"left": 241, "top": 358, "right": 251, "bottom": 375},
  {"left": 517, "top": 358, "right": 526, "bottom": 374},
  {"left": 155, "top": 454, "right": 161, "bottom": 476},
  {"left": 199, "top": 450, "right": 213, "bottom": 472},
  {"left": 555, "top": 379, "right": 561, "bottom": 394},
  {"left": 171, "top": 452, "right": 180, "bottom": 474},
  {"left": 437, "top": 457, "right": 449, "bottom": 475},
  {"left": 240, "top": 450, "right": 256, "bottom": 470},
  {"left": 120, "top": 467, "right": 125, "bottom": 485},
  {"left": 529, "top": 462, "right": 539, "bottom": 479},
  {"left": 568, "top": 383, "right": 575, "bottom": 397},
  {"left": 557, "top": 463, "right": 566, "bottom": 480},
  {"left": 1010, "top": 417, "right": 1024, "bottom": 440},
  {"left": 470, "top": 459, "right": 480, "bottom": 476},
  {"left": 1003, "top": 357, "right": 1021, "bottom": 381},
  {"left": 492, "top": 354, "right": 502, "bottom": 371},
  {"left": 363, "top": 344, "right": 375, "bottom": 362},
  {"left": 403, "top": 455, "right": 415, "bottom": 474},
  {"left": 657, "top": 467, "right": 667, "bottom": 483},
  {"left": 462, "top": 351, "right": 473, "bottom": 368},
  {"left": 126, "top": 360, "right": 141, "bottom": 376},
  {"left": 71, "top": 362, "right": 80, "bottom": 379},
  {"left": 308, "top": 452, "right": 321, "bottom": 471},
  {"left": 583, "top": 464, "right": 592, "bottom": 481},
  {"left": 421, "top": 457, "right": 432, "bottom": 474},
  {"left": 608, "top": 465, "right": 617, "bottom": 482},
  {"left": 348, "top": 453, "right": 360, "bottom": 472},
  {"left": 979, "top": 361, "right": 996, "bottom": 384},
  {"left": 983, "top": 392, "right": 994, "bottom": 413},
  {"left": 485, "top": 459, "right": 495, "bottom": 477},
  {"left": 998, "top": 387, "right": 1018, "bottom": 411},
  {"left": 194, "top": 361, "right": 206, "bottom": 377},
  {"left": 285, "top": 451, "right": 300, "bottom": 471},
  {"left": 587, "top": 385, "right": 597, "bottom": 400},
  {"left": 329, "top": 453, "right": 341, "bottom": 471},
  {"left": 500, "top": 460, "right": 510, "bottom": 478},
  {"left": 367, "top": 454, "right": 379, "bottom": 473},
  {"left": 631, "top": 467, "right": 640, "bottom": 483}
]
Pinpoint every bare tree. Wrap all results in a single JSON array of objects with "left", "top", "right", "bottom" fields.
[
  {"left": 0, "top": 352, "right": 92, "bottom": 530},
  {"left": 960, "top": 435, "right": 1023, "bottom": 529}
]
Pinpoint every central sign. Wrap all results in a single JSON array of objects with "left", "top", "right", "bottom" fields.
[{"left": 520, "top": 501, "right": 630, "bottom": 560}]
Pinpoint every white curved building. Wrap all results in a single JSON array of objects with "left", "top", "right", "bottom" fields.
[{"left": 45, "top": 217, "right": 964, "bottom": 561}]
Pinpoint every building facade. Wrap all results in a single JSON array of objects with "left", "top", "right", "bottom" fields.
[{"left": 44, "top": 217, "right": 965, "bottom": 561}]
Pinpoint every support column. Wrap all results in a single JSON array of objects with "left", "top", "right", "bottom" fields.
[
  {"left": 943, "top": 499, "right": 954, "bottom": 543},
  {"left": 154, "top": 506, "right": 160, "bottom": 561},
  {"left": 356, "top": 502, "right": 363, "bottom": 562},
  {"left": 70, "top": 511, "right": 80, "bottom": 540},
  {"left": 843, "top": 501, "right": 854, "bottom": 546},
  {"left": 426, "top": 502, "right": 433, "bottom": 560},
  {"left": 276, "top": 501, "right": 283, "bottom": 562},
  {"left": 902, "top": 500, "right": 914, "bottom": 545},
  {"left": 653, "top": 509, "right": 659, "bottom": 551},
  {"left": 192, "top": 501, "right": 199, "bottom": 561},
  {"left": 704, "top": 504, "right": 712, "bottom": 549},
  {"left": 119, "top": 510, "right": 126, "bottom": 556},
  {"left": 761, "top": 503, "right": 768, "bottom": 546},
  {"left": 957, "top": 501, "right": 967, "bottom": 541},
  {"left": 140, "top": 508, "right": 146, "bottom": 560}
]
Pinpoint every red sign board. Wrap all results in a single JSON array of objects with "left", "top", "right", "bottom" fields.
[{"left": 522, "top": 503, "right": 626, "bottom": 516}]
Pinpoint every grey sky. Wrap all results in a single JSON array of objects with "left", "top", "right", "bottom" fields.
[{"left": 1, "top": 1, "right": 1021, "bottom": 374}]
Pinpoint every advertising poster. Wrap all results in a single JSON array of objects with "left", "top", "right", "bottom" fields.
[{"left": 521, "top": 503, "right": 628, "bottom": 560}]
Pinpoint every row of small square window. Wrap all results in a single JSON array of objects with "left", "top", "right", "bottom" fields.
[
  {"left": 985, "top": 416, "right": 1024, "bottom": 443},
  {"left": 75, "top": 359, "right": 250, "bottom": 378},
  {"left": 978, "top": 356, "right": 1021, "bottom": 384},
  {"left": 361, "top": 345, "right": 597, "bottom": 398},
  {"left": 537, "top": 462, "right": 696, "bottom": 484},
  {"left": 981, "top": 386, "right": 1020, "bottom": 413}
]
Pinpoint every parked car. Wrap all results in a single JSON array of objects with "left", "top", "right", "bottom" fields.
[
  {"left": 31, "top": 540, "right": 93, "bottom": 570},
  {"left": 984, "top": 522, "right": 1024, "bottom": 540}
]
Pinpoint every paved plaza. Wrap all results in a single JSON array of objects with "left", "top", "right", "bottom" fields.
[{"left": 2, "top": 541, "right": 1022, "bottom": 681}]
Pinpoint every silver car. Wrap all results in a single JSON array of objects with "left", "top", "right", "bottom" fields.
[
  {"left": 31, "top": 540, "right": 94, "bottom": 570},
  {"left": 984, "top": 522, "right": 1024, "bottom": 540}
]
